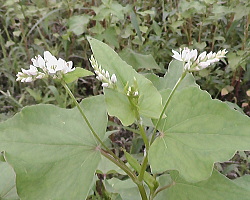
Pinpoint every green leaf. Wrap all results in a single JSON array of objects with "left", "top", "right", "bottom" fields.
[
  {"left": 88, "top": 37, "right": 163, "bottom": 126},
  {"left": 155, "top": 170, "right": 250, "bottom": 200},
  {"left": 97, "top": 156, "right": 126, "bottom": 175},
  {"left": 0, "top": 161, "right": 19, "bottom": 200},
  {"left": 163, "top": 60, "right": 197, "bottom": 90},
  {"left": 105, "top": 178, "right": 141, "bottom": 200},
  {"left": 149, "top": 87, "right": 250, "bottom": 182},
  {"left": 95, "top": 27, "right": 119, "bottom": 48},
  {"left": 0, "top": 95, "right": 107, "bottom": 199},
  {"left": 63, "top": 67, "right": 94, "bottom": 84},
  {"left": 152, "top": 20, "right": 162, "bottom": 36},
  {"left": 68, "top": 15, "right": 90, "bottom": 35},
  {"left": 130, "top": 10, "right": 142, "bottom": 43},
  {"left": 145, "top": 60, "right": 197, "bottom": 91},
  {"left": 104, "top": 89, "right": 136, "bottom": 125},
  {"left": 119, "top": 48, "right": 161, "bottom": 71}
]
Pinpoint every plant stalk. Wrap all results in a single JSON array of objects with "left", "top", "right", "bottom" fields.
[
  {"left": 62, "top": 81, "right": 122, "bottom": 163},
  {"left": 150, "top": 71, "right": 187, "bottom": 145},
  {"left": 100, "top": 149, "right": 148, "bottom": 200}
]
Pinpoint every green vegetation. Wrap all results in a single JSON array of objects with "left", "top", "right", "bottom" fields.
[{"left": 0, "top": 0, "right": 249, "bottom": 199}]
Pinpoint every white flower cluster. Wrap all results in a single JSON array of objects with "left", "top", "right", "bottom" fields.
[
  {"left": 16, "top": 51, "right": 75, "bottom": 82},
  {"left": 172, "top": 48, "right": 227, "bottom": 71},
  {"left": 89, "top": 55, "right": 117, "bottom": 88}
]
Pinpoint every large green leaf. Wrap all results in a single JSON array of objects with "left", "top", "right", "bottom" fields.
[
  {"left": 0, "top": 95, "right": 107, "bottom": 200},
  {"left": 88, "top": 37, "right": 163, "bottom": 126},
  {"left": 149, "top": 87, "right": 250, "bottom": 182},
  {"left": 0, "top": 161, "right": 19, "bottom": 200},
  {"left": 155, "top": 171, "right": 250, "bottom": 200}
]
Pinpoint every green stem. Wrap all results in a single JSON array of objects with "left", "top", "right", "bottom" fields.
[
  {"left": 100, "top": 149, "right": 148, "bottom": 200},
  {"left": 62, "top": 82, "right": 106, "bottom": 146},
  {"left": 0, "top": 90, "right": 23, "bottom": 108},
  {"left": 137, "top": 120, "right": 149, "bottom": 183},
  {"left": 62, "top": 81, "right": 122, "bottom": 162},
  {"left": 138, "top": 155, "right": 148, "bottom": 182},
  {"left": 150, "top": 71, "right": 187, "bottom": 145},
  {"left": 151, "top": 181, "right": 175, "bottom": 199},
  {"left": 138, "top": 122, "right": 149, "bottom": 150}
]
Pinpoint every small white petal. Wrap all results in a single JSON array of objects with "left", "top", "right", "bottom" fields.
[
  {"left": 110, "top": 74, "right": 117, "bottom": 83},
  {"left": 25, "top": 77, "right": 33, "bottom": 82},
  {"left": 98, "top": 74, "right": 104, "bottom": 81},
  {"left": 198, "top": 62, "right": 210, "bottom": 69},
  {"left": 102, "top": 83, "right": 109, "bottom": 88},
  {"left": 105, "top": 71, "right": 110, "bottom": 78},
  {"left": 44, "top": 51, "right": 57, "bottom": 63},
  {"left": 207, "top": 58, "right": 219, "bottom": 63},
  {"left": 36, "top": 73, "right": 45, "bottom": 79},
  {"left": 67, "top": 61, "right": 74, "bottom": 72},
  {"left": 190, "top": 49, "right": 198, "bottom": 61},
  {"left": 184, "top": 62, "right": 191, "bottom": 71},
  {"left": 16, "top": 77, "right": 22, "bottom": 81},
  {"left": 172, "top": 49, "right": 182, "bottom": 61},
  {"left": 32, "top": 55, "right": 46, "bottom": 70},
  {"left": 198, "top": 51, "right": 207, "bottom": 61},
  {"left": 206, "top": 52, "right": 213, "bottom": 59},
  {"left": 182, "top": 48, "right": 190, "bottom": 61}
]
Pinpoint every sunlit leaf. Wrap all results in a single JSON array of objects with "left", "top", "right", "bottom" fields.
[
  {"left": 0, "top": 95, "right": 107, "bottom": 199},
  {"left": 155, "top": 170, "right": 250, "bottom": 200},
  {"left": 149, "top": 87, "right": 250, "bottom": 182},
  {"left": 88, "top": 37, "right": 163, "bottom": 126}
]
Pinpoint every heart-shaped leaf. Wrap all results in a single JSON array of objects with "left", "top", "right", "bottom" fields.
[
  {"left": 0, "top": 95, "right": 107, "bottom": 199},
  {"left": 155, "top": 170, "right": 250, "bottom": 200},
  {"left": 88, "top": 37, "right": 163, "bottom": 126},
  {"left": 149, "top": 87, "right": 250, "bottom": 182}
]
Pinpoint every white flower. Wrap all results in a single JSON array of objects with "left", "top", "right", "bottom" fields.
[
  {"left": 102, "top": 83, "right": 109, "bottom": 88},
  {"left": 31, "top": 55, "right": 46, "bottom": 71},
  {"left": 89, "top": 55, "right": 117, "bottom": 89},
  {"left": 16, "top": 51, "right": 75, "bottom": 82},
  {"left": 16, "top": 65, "right": 45, "bottom": 82},
  {"left": 172, "top": 48, "right": 227, "bottom": 72},
  {"left": 172, "top": 48, "right": 198, "bottom": 62},
  {"left": 110, "top": 74, "right": 117, "bottom": 84},
  {"left": 43, "top": 51, "right": 75, "bottom": 75}
]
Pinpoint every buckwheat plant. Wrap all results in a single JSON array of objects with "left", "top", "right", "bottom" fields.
[{"left": 0, "top": 38, "right": 249, "bottom": 200}]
